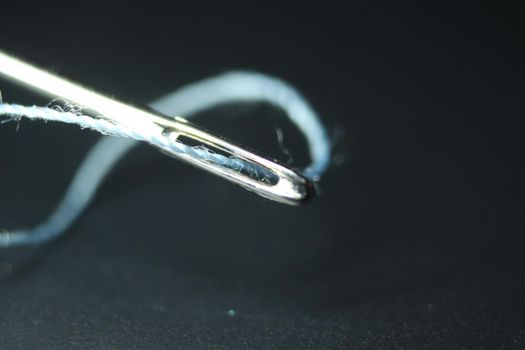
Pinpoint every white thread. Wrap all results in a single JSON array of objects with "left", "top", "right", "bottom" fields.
[
  {"left": 0, "top": 71, "right": 331, "bottom": 247},
  {"left": 0, "top": 104, "right": 278, "bottom": 182}
]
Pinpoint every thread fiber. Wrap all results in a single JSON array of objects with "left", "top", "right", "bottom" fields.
[{"left": 0, "top": 71, "right": 331, "bottom": 247}]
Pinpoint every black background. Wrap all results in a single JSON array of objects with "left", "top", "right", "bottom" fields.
[{"left": 0, "top": 2, "right": 523, "bottom": 349}]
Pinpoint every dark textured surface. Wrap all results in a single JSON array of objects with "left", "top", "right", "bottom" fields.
[{"left": 0, "top": 2, "right": 524, "bottom": 349}]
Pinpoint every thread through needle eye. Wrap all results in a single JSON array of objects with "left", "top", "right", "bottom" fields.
[{"left": 0, "top": 51, "right": 314, "bottom": 205}]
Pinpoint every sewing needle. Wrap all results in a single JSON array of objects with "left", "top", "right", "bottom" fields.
[{"left": 0, "top": 51, "right": 314, "bottom": 205}]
